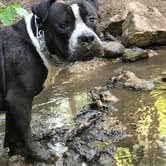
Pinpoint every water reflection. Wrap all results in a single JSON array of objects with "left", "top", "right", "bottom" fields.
[
  {"left": 0, "top": 53, "right": 166, "bottom": 165},
  {"left": 114, "top": 147, "right": 134, "bottom": 166},
  {"left": 153, "top": 80, "right": 166, "bottom": 161},
  {"left": 113, "top": 59, "right": 166, "bottom": 166},
  {"left": 33, "top": 91, "right": 89, "bottom": 128}
]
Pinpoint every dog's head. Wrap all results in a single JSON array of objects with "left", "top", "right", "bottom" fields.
[{"left": 31, "top": 0, "right": 103, "bottom": 62}]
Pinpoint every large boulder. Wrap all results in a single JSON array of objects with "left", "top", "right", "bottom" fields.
[{"left": 121, "top": 2, "right": 166, "bottom": 47}]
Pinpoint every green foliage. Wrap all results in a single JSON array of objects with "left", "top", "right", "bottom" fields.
[
  {"left": 11, "top": 4, "right": 29, "bottom": 16},
  {"left": 0, "top": 3, "right": 29, "bottom": 26}
]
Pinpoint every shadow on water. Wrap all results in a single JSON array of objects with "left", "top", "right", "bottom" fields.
[{"left": 0, "top": 51, "right": 166, "bottom": 165}]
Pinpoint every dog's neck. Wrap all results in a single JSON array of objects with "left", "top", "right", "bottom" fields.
[
  {"left": 24, "top": 13, "right": 65, "bottom": 69},
  {"left": 24, "top": 13, "right": 66, "bottom": 87}
]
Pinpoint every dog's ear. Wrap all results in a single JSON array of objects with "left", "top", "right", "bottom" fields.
[
  {"left": 85, "top": 0, "right": 98, "bottom": 10},
  {"left": 32, "top": 0, "right": 56, "bottom": 22}
]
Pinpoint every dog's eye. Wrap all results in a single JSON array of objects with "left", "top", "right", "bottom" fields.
[
  {"left": 88, "top": 16, "right": 97, "bottom": 24},
  {"left": 59, "top": 23, "right": 67, "bottom": 30}
]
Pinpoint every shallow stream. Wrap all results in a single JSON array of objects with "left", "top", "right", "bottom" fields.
[{"left": 0, "top": 51, "right": 166, "bottom": 166}]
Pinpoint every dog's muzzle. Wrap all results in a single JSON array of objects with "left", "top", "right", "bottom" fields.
[{"left": 68, "top": 32, "right": 104, "bottom": 62}]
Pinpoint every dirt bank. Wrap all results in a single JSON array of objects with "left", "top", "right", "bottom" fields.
[
  {"left": 99, "top": 0, "right": 166, "bottom": 30},
  {"left": 4, "top": 0, "right": 166, "bottom": 23}
]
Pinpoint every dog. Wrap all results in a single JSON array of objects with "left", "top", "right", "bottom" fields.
[{"left": 0, "top": 0, "right": 103, "bottom": 162}]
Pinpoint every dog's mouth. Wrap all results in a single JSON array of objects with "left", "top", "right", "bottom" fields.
[{"left": 68, "top": 42, "right": 104, "bottom": 62}]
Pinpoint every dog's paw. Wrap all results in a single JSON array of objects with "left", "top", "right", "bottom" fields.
[{"left": 25, "top": 142, "right": 57, "bottom": 164}]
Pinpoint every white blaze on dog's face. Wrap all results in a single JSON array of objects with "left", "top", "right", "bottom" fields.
[
  {"left": 69, "top": 3, "right": 102, "bottom": 59},
  {"left": 67, "top": 0, "right": 103, "bottom": 61}
]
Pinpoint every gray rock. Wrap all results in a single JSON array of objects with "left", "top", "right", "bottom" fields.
[
  {"left": 108, "top": 70, "right": 155, "bottom": 91},
  {"left": 122, "top": 48, "right": 149, "bottom": 62},
  {"left": 97, "top": 154, "right": 116, "bottom": 166},
  {"left": 122, "top": 71, "right": 155, "bottom": 90},
  {"left": 121, "top": 2, "right": 166, "bottom": 47},
  {"left": 102, "top": 41, "right": 125, "bottom": 58}
]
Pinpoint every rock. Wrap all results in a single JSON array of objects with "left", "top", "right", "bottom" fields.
[
  {"left": 100, "top": 90, "right": 119, "bottom": 103},
  {"left": 122, "top": 48, "right": 149, "bottom": 62},
  {"left": 90, "top": 87, "right": 120, "bottom": 114},
  {"left": 97, "top": 154, "right": 116, "bottom": 166},
  {"left": 122, "top": 71, "right": 155, "bottom": 90},
  {"left": 48, "top": 143, "right": 68, "bottom": 157},
  {"left": 121, "top": 2, "right": 166, "bottom": 47},
  {"left": 103, "top": 13, "right": 127, "bottom": 37},
  {"left": 8, "top": 155, "right": 30, "bottom": 166},
  {"left": 147, "top": 50, "right": 159, "bottom": 57},
  {"left": 95, "top": 99, "right": 103, "bottom": 107},
  {"left": 108, "top": 70, "right": 155, "bottom": 91},
  {"left": 102, "top": 41, "right": 125, "bottom": 58},
  {"left": 90, "top": 86, "right": 119, "bottom": 109}
]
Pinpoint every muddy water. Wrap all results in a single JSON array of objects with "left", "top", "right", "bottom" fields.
[{"left": 0, "top": 52, "right": 166, "bottom": 165}]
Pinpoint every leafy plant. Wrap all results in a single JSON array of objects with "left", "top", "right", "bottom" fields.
[{"left": 0, "top": 3, "right": 29, "bottom": 26}]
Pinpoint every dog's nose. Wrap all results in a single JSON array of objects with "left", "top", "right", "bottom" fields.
[{"left": 78, "top": 33, "right": 95, "bottom": 43}]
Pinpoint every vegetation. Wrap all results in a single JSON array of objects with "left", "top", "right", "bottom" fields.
[{"left": 0, "top": 2, "right": 28, "bottom": 26}]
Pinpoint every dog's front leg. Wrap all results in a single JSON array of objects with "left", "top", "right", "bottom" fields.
[{"left": 5, "top": 87, "right": 54, "bottom": 163}]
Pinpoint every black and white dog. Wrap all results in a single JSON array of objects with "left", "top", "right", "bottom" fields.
[{"left": 0, "top": 0, "right": 103, "bottom": 162}]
